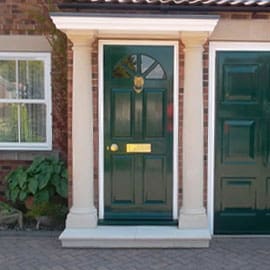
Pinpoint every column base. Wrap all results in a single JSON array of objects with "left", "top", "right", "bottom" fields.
[
  {"left": 178, "top": 208, "right": 208, "bottom": 229},
  {"left": 66, "top": 207, "right": 97, "bottom": 229}
]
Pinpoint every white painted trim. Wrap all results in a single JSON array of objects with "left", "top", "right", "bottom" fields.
[
  {"left": 98, "top": 40, "right": 179, "bottom": 221},
  {"left": 0, "top": 52, "right": 52, "bottom": 151},
  {"left": 0, "top": 35, "right": 52, "bottom": 52},
  {"left": 98, "top": 42, "right": 105, "bottom": 220},
  {"left": 173, "top": 44, "right": 179, "bottom": 220},
  {"left": 45, "top": 52, "right": 52, "bottom": 151},
  {"left": 51, "top": 15, "right": 219, "bottom": 34},
  {"left": 208, "top": 41, "right": 270, "bottom": 235},
  {"left": 0, "top": 99, "right": 49, "bottom": 104}
]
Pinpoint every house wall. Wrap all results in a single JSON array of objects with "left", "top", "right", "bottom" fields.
[
  {"left": 64, "top": 11, "right": 270, "bottom": 212},
  {"left": 0, "top": 1, "right": 68, "bottom": 197},
  {"left": 2, "top": 1, "right": 270, "bottom": 214},
  {"left": 211, "top": 14, "right": 270, "bottom": 41}
]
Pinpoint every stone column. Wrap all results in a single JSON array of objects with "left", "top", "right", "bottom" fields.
[
  {"left": 65, "top": 33, "right": 97, "bottom": 228},
  {"left": 179, "top": 32, "right": 208, "bottom": 229}
]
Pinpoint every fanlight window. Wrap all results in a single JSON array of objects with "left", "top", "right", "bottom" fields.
[{"left": 113, "top": 54, "right": 166, "bottom": 79}]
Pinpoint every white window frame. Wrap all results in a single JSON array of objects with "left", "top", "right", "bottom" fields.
[{"left": 0, "top": 52, "right": 52, "bottom": 150}]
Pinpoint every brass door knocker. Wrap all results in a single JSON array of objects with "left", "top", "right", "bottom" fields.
[{"left": 133, "top": 76, "right": 144, "bottom": 94}]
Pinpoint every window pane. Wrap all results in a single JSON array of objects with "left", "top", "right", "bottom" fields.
[
  {"left": 0, "top": 53, "right": 50, "bottom": 149},
  {"left": 0, "top": 103, "right": 18, "bottom": 142},
  {"left": 0, "top": 60, "right": 16, "bottom": 99},
  {"left": 20, "top": 104, "right": 46, "bottom": 142},
  {"left": 18, "top": 60, "right": 44, "bottom": 99},
  {"left": 141, "top": 55, "right": 154, "bottom": 74},
  {"left": 113, "top": 55, "right": 137, "bottom": 79},
  {"left": 146, "top": 64, "right": 165, "bottom": 79}
]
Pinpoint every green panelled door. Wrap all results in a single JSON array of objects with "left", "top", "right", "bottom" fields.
[
  {"left": 215, "top": 51, "right": 270, "bottom": 234},
  {"left": 104, "top": 45, "right": 173, "bottom": 223}
]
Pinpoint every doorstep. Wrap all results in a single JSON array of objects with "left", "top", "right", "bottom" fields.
[{"left": 59, "top": 226, "right": 211, "bottom": 248}]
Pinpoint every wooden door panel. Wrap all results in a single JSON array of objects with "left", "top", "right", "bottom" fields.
[
  {"left": 222, "top": 64, "right": 260, "bottom": 102},
  {"left": 111, "top": 155, "right": 134, "bottom": 205},
  {"left": 221, "top": 120, "right": 256, "bottom": 163},
  {"left": 143, "top": 155, "right": 166, "bottom": 204},
  {"left": 111, "top": 89, "right": 132, "bottom": 138},
  {"left": 144, "top": 90, "right": 165, "bottom": 138},
  {"left": 220, "top": 177, "right": 256, "bottom": 211},
  {"left": 215, "top": 51, "right": 270, "bottom": 234}
]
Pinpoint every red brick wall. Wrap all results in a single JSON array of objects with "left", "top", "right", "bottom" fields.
[
  {"left": 178, "top": 41, "right": 184, "bottom": 206},
  {"left": 203, "top": 42, "right": 209, "bottom": 207},
  {"left": 92, "top": 40, "right": 99, "bottom": 209},
  {"left": 67, "top": 40, "right": 73, "bottom": 207},
  {"left": 0, "top": 1, "right": 67, "bottom": 196}
]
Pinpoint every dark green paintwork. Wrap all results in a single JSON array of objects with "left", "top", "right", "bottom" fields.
[
  {"left": 104, "top": 45, "right": 173, "bottom": 223},
  {"left": 215, "top": 51, "right": 270, "bottom": 234}
]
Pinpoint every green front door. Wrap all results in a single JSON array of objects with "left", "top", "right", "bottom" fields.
[
  {"left": 215, "top": 51, "right": 270, "bottom": 234},
  {"left": 103, "top": 45, "right": 173, "bottom": 223}
]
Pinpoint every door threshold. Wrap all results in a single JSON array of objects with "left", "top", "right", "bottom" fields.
[
  {"left": 59, "top": 226, "right": 211, "bottom": 248},
  {"left": 98, "top": 220, "right": 178, "bottom": 226},
  {"left": 214, "top": 234, "right": 270, "bottom": 238}
]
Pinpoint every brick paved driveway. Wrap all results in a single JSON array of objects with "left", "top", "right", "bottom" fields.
[{"left": 0, "top": 232, "right": 270, "bottom": 270}]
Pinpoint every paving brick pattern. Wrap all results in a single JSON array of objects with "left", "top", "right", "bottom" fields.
[{"left": 0, "top": 233, "right": 270, "bottom": 270}]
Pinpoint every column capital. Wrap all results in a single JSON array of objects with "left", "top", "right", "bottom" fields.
[
  {"left": 181, "top": 32, "right": 208, "bottom": 48},
  {"left": 66, "top": 31, "right": 97, "bottom": 47}
]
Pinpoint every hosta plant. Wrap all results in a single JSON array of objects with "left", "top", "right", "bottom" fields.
[{"left": 5, "top": 156, "right": 68, "bottom": 206}]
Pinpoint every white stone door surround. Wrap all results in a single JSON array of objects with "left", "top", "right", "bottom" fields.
[{"left": 51, "top": 13, "right": 219, "bottom": 247}]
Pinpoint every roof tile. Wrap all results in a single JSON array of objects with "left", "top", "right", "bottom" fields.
[{"left": 72, "top": 0, "right": 270, "bottom": 5}]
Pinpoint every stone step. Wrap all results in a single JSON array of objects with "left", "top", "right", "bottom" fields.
[{"left": 59, "top": 226, "right": 211, "bottom": 248}]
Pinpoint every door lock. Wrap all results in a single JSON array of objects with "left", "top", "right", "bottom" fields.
[{"left": 107, "top": 144, "right": 119, "bottom": 152}]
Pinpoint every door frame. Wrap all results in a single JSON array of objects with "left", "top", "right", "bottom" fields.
[
  {"left": 98, "top": 40, "right": 179, "bottom": 220},
  {"left": 208, "top": 41, "right": 270, "bottom": 235}
]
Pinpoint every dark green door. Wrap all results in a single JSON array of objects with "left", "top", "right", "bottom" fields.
[
  {"left": 215, "top": 51, "right": 270, "bottom": 234},
  {"left": 104, "top": 45, "right": 173, "bottom": 223}
]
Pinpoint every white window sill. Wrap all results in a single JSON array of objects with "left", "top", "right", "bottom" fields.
[{"left": 0, "top": 150, "right": 59, "bottom": 161}]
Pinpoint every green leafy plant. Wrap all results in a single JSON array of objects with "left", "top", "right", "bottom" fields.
[
  {"left": 5, "top": 156, "right": 68, "bottom": 205},
  {"left": 26, "top": 201, "right": 67, "bottom": 218},
  {"left": 0, "top": 201, "right": 18, "bottom": 215},
  {"left": 0, "top": 201, "right": 23, "bottom": 228},
  {"left": 26, "top": 201, "right": 68, "bottom": 229}
]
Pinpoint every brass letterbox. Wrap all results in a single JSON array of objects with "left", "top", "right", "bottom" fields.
[{"left": 126, "top": 143, "right": 151, "bottom": 153}]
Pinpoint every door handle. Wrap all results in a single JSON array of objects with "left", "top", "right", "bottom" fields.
[{"left": 107, "top": 144, "right": 119, "bottom": 152}]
